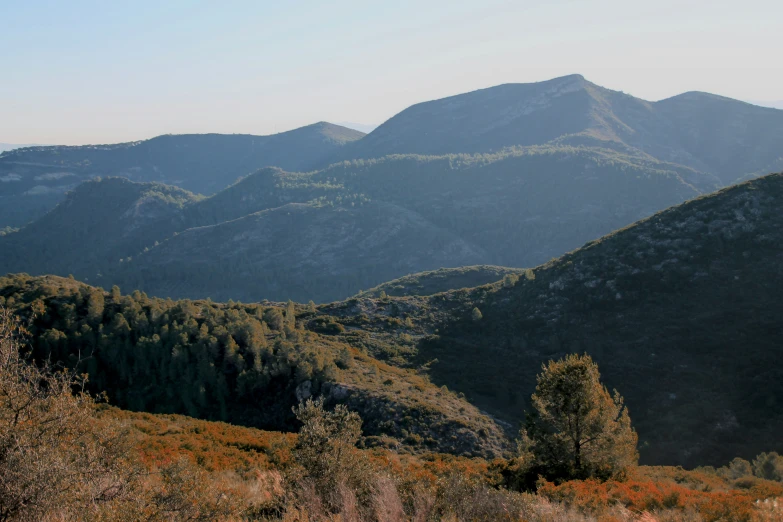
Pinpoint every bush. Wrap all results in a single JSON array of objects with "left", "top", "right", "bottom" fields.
[{"left": 753, "top": 452, "right": 783, "bottom": 482}]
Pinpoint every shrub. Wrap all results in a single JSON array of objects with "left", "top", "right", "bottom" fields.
[{"left": 753, "top": 452, "right": 783, "bottom": 482}]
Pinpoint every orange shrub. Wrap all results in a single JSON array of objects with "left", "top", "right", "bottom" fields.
[{"left": 538, "top": 473, "right": 783, "bottom": 521}]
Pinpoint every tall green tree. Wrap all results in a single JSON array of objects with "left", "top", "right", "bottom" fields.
[{"left": 519, "top": 354, "right": 638, "bottom": 481}]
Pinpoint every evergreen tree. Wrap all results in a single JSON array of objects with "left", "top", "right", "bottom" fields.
[
  {"left": 519, "top": 354, "right": 638, "bottom": 481},
  {"left": 285, "top": 300, "right": 296, "bottom": 329},
  {"left": 86, "top": 290, "right": 105, "bottom": 326}
]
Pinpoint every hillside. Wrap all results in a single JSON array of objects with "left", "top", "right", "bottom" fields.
[
  {"left": 0, "top": 122, "right": 364, "bottom": 228},
  {"left": 0, "top": 177, "right": 201, "bottom": 281},
  {"left": 337, "top": 75, "right": 783, "bottom": 185},
  {"left": 2, "top": 175, "right": 783, "bottom": 469},
  {"left": 318, "top": 172, "right": 783, "bottom": 467},
  {"left": 0, "top": 146, "right": 714, "bottom": 303},
  {"left": 356, "top": 265, "right": 526, "bottom": 298},
  {"left": 0, "top": 273, "right": 508, "bottom": 458},
  {"left": 109, "top": 200, "right": 488, "bottom": 303}
]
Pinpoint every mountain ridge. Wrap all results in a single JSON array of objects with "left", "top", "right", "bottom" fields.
[
  {"left": 335, "top": 75, "right": 783, "bottom": 186},
  {"left": 0, "top": 122, "right": 364, "bottom": 228},
  {"left": 0, "top": 145, "right": 716, "bottom": 303}
]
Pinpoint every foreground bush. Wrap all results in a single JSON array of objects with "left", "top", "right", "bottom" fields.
[{"left": 0, "top": 306, "right": 257, "bottom": 521}]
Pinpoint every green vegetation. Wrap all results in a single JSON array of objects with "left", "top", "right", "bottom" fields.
[
  {"left": 518, "top": 354, "right": 638, "bottom": 483},
  {"left": 0, "top": 274, "right": 508, "bottom": 458},
  {"left": 5, "top": 172, "right": 780, "bottom": 469}
]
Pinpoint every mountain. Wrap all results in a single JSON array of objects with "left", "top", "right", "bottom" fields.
[
  {"left": 0, "top": 177, "right": 201, "bottom": 281},
  {"left": 3, "top": 173, "right": 782, "bottom": 468},
  {"left": 3, "top": 75, "right": 782, "bottom": 305},
  {"left": 1, "top": 146, "right": 714, "bottom": 302},
  {"left": 110, "top": 200, "right": 488, "bottom": 303},
  {"left": 0, "top": 122, "right": 364, "bottom": 228},
  {"left": 320, "top": 172, "right": 783, "bottom": 467},
  {"left": 336, "top": 75, "right": 783, "bottom": 186}
]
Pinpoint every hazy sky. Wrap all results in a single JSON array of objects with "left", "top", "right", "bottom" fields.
[{"left": 1, "top": 0, "right": 781, "bottom": 145}]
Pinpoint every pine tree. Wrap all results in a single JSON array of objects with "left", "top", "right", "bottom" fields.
[
  {"left": 86, "top": 289, "right": 105, "bottom": 326},
  {"left": 285, "top": 300, "right": 296, "bottom": 329},
  {"left": 519, "top": 353, "right": 638, "bottom": 481}
]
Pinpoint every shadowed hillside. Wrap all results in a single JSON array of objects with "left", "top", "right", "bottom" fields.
[
  {"left": 0, "top": 177, "right": 201, "bottom": 280},
  {"left": 2, "top": 175, "right": 782, "bottom": 469},
  {"left": 318, "top": 172, "right": 783, "bottom": 467}
]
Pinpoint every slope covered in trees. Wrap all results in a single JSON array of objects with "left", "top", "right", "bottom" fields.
[
  {"left": 318, "top": 172, "right": 783, "bottom": 468},
  {"left": 0, "top": 122, "right": 364, "bottom": 228},
  {"left": 0, "top": 273, "right": 508, "bottom": 458},
  {"left": 2, "top": 146, "right": 712, "bottom": 302}
]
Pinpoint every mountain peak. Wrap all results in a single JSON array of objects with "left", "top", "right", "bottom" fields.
[{"left": 547, "top": 73, "right": 587, "bottom": 84}]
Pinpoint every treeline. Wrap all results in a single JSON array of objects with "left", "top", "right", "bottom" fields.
[{"left": 0, "top": 273, "right": 339, "bottom": 431}]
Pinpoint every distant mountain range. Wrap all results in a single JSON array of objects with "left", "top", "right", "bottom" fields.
[
  {"left": 2, "top": 74, "right": 783, "bottom": 304},
  {"left": 3, "top": 74, "right": 783, "bottom": 232},
  {"left": 0, "top": 122, "right": 364, "bottom": 227}
]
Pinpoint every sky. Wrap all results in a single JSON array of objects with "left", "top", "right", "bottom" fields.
[{"left": 1, "top": 0, "right": 781, "bottom": 145}]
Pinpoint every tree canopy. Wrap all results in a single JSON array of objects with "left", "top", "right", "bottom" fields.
[{"left": 519, "top": 354, "right": 638, "bottom": 482}]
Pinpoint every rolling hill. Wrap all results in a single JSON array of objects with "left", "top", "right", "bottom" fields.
[{"left": 0, "top": 122, "right": 364, "bottom": 228}]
